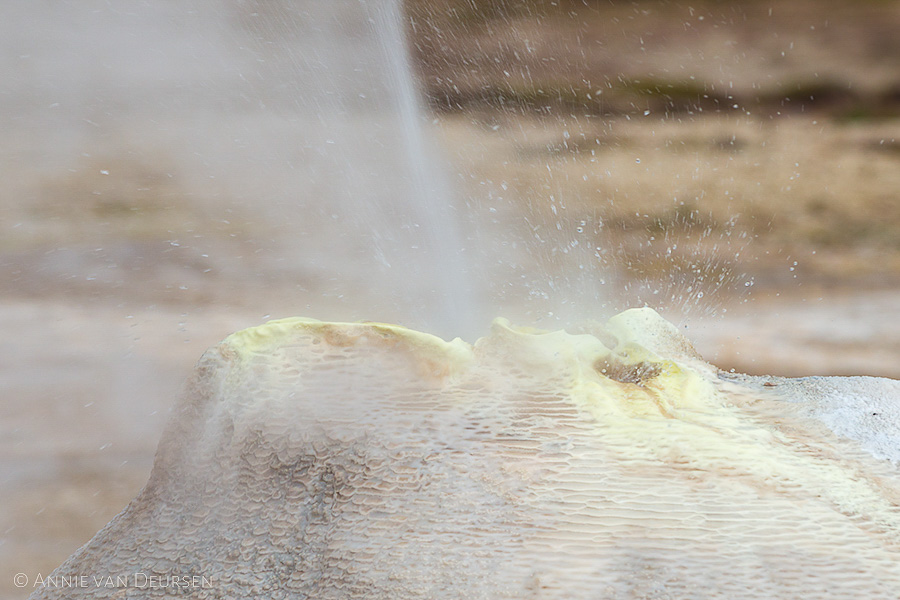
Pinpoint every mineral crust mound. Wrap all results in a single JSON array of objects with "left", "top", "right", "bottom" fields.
[{"left": 32, "top": 308, "right": 900, "bottom": 599}]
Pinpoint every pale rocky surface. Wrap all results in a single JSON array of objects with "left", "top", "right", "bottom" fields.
[{"left": 25, "top": 309, "right": 900, "bottom": 599}]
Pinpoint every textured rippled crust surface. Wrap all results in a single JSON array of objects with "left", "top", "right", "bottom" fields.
[{"left": 31, "top": 309, "right": 900, "bottom": 599}]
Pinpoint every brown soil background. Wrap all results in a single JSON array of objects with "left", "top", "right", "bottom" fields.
[{"left": 2, "top": 1, "right": 899, "bottom": 597}]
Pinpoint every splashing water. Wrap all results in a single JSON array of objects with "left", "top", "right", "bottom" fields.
[
  {"left": 0, "top": 0, "right": 753, "bottom": 340},
  {"left": 231, "top": 0, "right": 484, "bottom": 339},
  {"left": 369, "top": 0, "right": 483, "bottom": 336}
]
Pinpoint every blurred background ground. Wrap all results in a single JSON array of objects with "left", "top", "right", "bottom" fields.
[{"left": 2, "top": 0, "right": 899, "bottom": 597}]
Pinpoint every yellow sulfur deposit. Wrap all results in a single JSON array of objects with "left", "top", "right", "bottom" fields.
[{"left": 31, "top": 308, "right": 900, "bottom": 599}]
